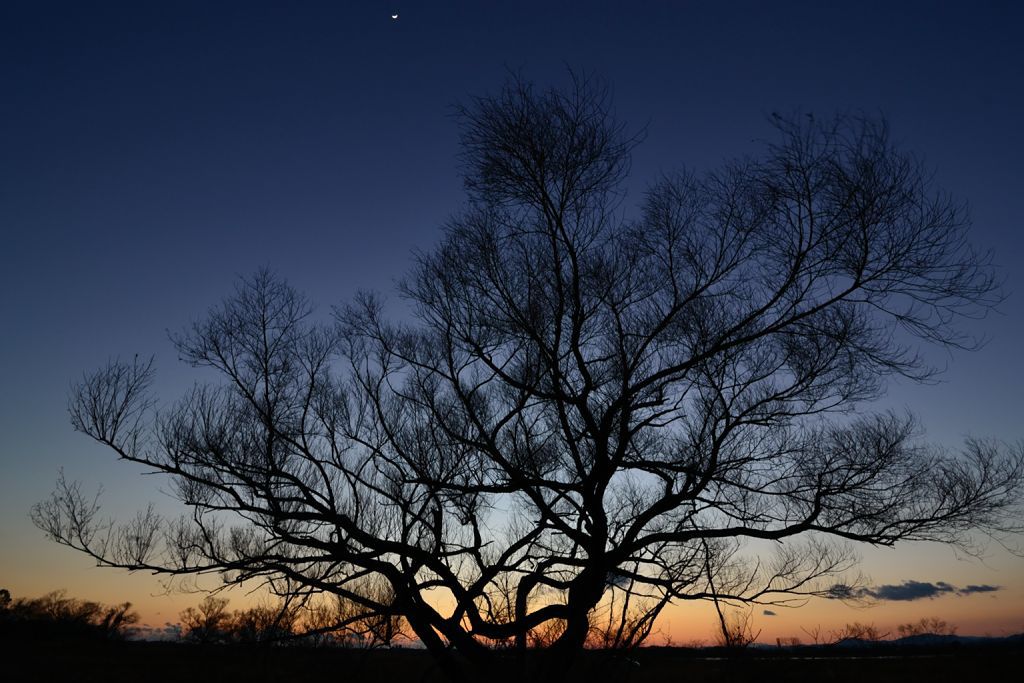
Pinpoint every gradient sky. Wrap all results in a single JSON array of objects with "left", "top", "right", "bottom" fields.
[{"left": 2, "top": 1, "right": 1022, "bottom": 642}]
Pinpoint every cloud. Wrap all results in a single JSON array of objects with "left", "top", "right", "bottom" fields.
[
  {"left": 762, "top": 610, "right": 777, "bottom": 616},
  {"left": 828, "top": 580, "right": 1002, "bottom": 602},
  {"left": 827, "top": 584, "right": 858, "bottom": 600},
  {"left": 870, "top": 581, "right": 954, "bottom": 601}
]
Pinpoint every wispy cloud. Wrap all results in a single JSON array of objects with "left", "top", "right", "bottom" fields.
[{"left": 829, "top": 580, "right": 1001, "bottom": 602}]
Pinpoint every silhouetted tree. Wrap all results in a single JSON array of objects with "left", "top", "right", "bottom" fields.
[
  {"left": 34, "top": 75, "right": 1024, "bottom": 681},
  {"left": 800, "top": 623, "right": 829, "bottom": 645},
  {"left": 831, "top": 621, "right": 889, "bottom": 644},
  {"left": 229, "top": 602, "right": 300, "bottom": 645},
  {"left": 178, "top": 595, "right": 308, "bottom": 645},
  {"left": 301, "top": 589, "right": 408, "bottom": 648},
  {"left": 179, "top": 596, "right": 232, "bottom": 644},
  {"left": 897, "top": 616, "right": 957, "bottom": 638},
  {"left": 712, "top": 607, "right": 761, "bottom": 649}
]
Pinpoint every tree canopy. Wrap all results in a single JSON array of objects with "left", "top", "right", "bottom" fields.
[{"left": 35, "top": 76, "right": 1023, "bottom": 681}]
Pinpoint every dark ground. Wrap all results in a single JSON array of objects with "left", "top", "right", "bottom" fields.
[{"left": 1, "top": 639, "right": 1020, "bottom": 682}]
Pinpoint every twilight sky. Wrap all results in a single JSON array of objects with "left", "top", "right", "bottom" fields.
[{"left": 2, "top": 1, "right": 1022, "bottom": 641}]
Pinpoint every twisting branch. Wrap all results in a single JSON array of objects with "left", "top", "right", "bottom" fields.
[{"left": 35, "top": 77, "right": 1023, "bottom": 682}]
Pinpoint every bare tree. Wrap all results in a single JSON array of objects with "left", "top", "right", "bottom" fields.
[
  {"left": 227, "top": 600, "right": 301, "bottom": 645},
  {"left": 179, "top": 596, "right": 232, "bottom": 644},
  {"left": 830, "top": 621, "right": 889, "bottom": 644},
  {"left": 300, "top": 580, "right": 408, "bottom": 648},
  {"left": 34, "top": 76, "right": 1023, "bottom": 681},
  {"left": 897, "top": 616, "right": 957, "bottom": 638},
  {"left": 711, "top": 607, "right": 761, "bottom": 649}
]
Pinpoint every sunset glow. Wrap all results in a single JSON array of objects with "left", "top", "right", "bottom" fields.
[{"left": 2, "top": 1, "right": 1022, "bottom": 659}]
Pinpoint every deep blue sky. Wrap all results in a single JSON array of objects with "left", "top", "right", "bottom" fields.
[{"left": 2, "top": 1, "right": 1022, "bottom": 632}]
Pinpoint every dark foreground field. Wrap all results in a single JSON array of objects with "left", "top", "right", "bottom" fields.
[{"left": 2, "top": 639, "right": 1020, "bottom": 683}]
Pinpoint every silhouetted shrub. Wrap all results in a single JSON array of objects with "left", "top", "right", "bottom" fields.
[{"left": 0, "top": 589, "right": 138, "bottom": 640}]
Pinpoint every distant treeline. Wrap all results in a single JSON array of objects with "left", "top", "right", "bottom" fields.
[
  {"left": 0, "top": 588, "right": 137, "bottom": 640},
  {"left": 1, "top": 587, "right": 1003, "bottom": 651},
  {"left": 0, "top": 588, "right": 402, "bottom": 647}
]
